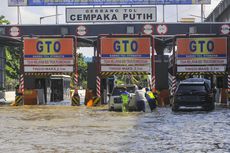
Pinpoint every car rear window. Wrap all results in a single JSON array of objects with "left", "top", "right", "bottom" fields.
[
  {"left": 127, "top": 87, "right": 136, "bottom": 93},
  {"left": 112, "top": 88, "right": 123, "bottom": 96},
  {"left": 177, "top": 84, "right": 206, "bottom": 93},
  {"left": 112, "top": 86, "right": 136, "bottom": 96}
]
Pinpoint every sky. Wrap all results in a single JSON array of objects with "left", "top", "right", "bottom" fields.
[{"left": 0, "top": 0, "right": 223, "bottom": 56}]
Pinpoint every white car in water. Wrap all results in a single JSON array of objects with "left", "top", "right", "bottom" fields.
[{"left": 108, "top": 84, "right": 138, "bottom": 111}]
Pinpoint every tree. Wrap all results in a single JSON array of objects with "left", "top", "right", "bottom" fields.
[
  {"left": 5, "top": 47, "right": 21, "bottom": 90},
  {"left": 0, "top": 16, "right": 17, "bottom": 90},
  {"left": 77, "top": 53, "right": 87, "bottom": 88},
  {"left": 0, "top": 15, "right": 10, "bottom": 25}
]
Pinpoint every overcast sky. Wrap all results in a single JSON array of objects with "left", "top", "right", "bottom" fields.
[{"left": 0, "top": 0, "right": 223, "bottom": 24}]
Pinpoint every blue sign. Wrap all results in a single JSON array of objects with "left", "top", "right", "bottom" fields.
[{"left": 26, "top": 0, "right": 211, "bottom": 6}]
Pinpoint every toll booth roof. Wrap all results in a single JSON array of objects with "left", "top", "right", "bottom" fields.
[{"left": 0, "top": 36, "right": 22, "bottom": 47}]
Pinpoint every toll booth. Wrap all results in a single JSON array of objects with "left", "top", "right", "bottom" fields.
[
  {"left": 23, "top": 76, "right": 48, "bottom": 105},
  {"left": 49, "top": 75, "right": 71, "bottom": 102},
  {"left": 96, "top": 34, "right": 155, "bottom": 104},
  {"left": 169, "top": 34, "right": 228, "bottom": 104},
  {"left": 17, "top": 36, "right": 78, "bottom": 106}
]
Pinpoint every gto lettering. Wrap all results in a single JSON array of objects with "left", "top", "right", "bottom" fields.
[
  {"left": 189, "top": 40, "right": 214, "bottom": 52},
  {"left": 36, "top": 41, "right": 61, "bottom": 53},
  {"left": 113, "top": 40, "right": 138, "bottom": 52}
]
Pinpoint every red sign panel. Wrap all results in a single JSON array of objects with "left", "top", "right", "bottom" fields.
[
  {"left": 176, "top": 37, "right": 227, "bottom": 65},
  {"left": 100, "top": 36, "right": 152, "bottom": 73},
  {"left": 24, "top": 38, "right": 74, "bottom": 66},
  {"left": 100, "top": 37, "right": 151, "bottom": 58}
]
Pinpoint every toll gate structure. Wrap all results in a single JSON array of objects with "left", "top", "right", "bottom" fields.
[
  {"left": 15, "top": 35, "right": 79, "bottom": 105},
  {"left": 96, "top": 34, "right": 154, "bottom": 103},
  {"left": 169, "top": 34, "right": 229, "bottom": 104},
  {"left": 0, "top": 22, "right": 230, "bottom": 104}
]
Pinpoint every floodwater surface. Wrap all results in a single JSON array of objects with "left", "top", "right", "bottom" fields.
[{"left": 0, "top": 105, "right": 230, "bottom": 153}]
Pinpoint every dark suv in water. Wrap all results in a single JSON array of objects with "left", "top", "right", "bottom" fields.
[{"left": 172, "top": 78, "right": 215, "bottom": 111}]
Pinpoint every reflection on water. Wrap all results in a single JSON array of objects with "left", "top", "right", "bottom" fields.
[{"left": 0, "top": 106, "right": 230, "bottom": 153}]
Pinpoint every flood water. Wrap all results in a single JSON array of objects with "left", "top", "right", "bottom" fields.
[{"left": 0, "top": 105, "right": 230, "bottom": 153}]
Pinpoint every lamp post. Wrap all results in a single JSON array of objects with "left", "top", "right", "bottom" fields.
[
  {"left": 39, "top": 14, "right": 62, "bottom": 24},
  {"left": 201, "top": 4, "right": 204, "bottom": 22}
]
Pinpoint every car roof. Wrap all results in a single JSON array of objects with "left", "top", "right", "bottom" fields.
[
  {"left": 182, "top": 78, "right": 210, "bottom": 82},
  {"left": 180, "top": 78, "right": 212, "bottom": 86},
  {"left": 115, "top": 84, "right": 137, "bottom": 88},
  {"left": 180, "top": 82, "right": 205, "bottom": 85}
]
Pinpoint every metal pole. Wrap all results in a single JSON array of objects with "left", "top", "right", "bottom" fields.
[
  {"left": 17, "top": 6, "right": 20, "bottom": 24},
  {"left": 163, "top": 4, "right": 165, "bottom": 22},
  {"left": 201, "top": 4, "right": 204, "bottom": 22},
  {"left": 56, "top": 6, "right": 58, "bottom": 24},
  {"left": 176, "top": 5, "right": 179, "bottom": 22}
]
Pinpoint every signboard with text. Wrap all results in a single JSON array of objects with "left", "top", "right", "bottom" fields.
[
  {"left": 101, "top": 65, "right": 150, "bottom": 72},
  {"left": 9, "top": 0, "right": 211, "bottom": 6},
  {"left": 100, "top": 37, "right": 151, "bottom": 73},
  {"left": 176, "top": 37, "right": 227, "bottom": 66},
  {"left": 24, "top": 66, "right": 73, "bottom": 72},
  {"left": 177, "top": 66, "right": 226, "bottom": 72},
  {"left": 24, "top": 38, "right": 74, "bottom": 72},
  {"left": 101, "top": 37, "right": 150, "bottom": 57},
  {"left": 8, "top": 0, "right": 27, "bottom": 6},
  {"left": 66, "top": 7, "right": 156, "bottom": 23}
]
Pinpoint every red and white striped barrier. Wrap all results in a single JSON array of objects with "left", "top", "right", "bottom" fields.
[
  {"left": 171, "top": 76, "right": 176, "bottom": 95},
  {"left": 151, "top": 75, "right": 156, "bottom": 90},
  {"left": 96, "top": 76, "right": 101, "bottom": 97},
  {"left": 228, "top": 75, "right": 230, "bottom": 92},
  {"left": 70, "top": 73, "right": 78, "bottom": 88},
  {"left": 19, "top": 74, "right": 24, "bottom": 94},
  {"left": 74, "top": 73, "right": 78, "bottom": 86}
]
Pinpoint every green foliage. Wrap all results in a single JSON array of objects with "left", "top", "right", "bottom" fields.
[
  {"left": 0, "top": 15, "right": 10, "bottom": 25},
  {"left": 5, "top": 47, "right": 21, "bottom": 90},
  {"left": 77, "top": 53, "right": 87, "bottom": 87},
  {"left": 115, "top": 75, "right": 149, "bottom": 87},
  {"left": 5, "top": 47, "right": 20, "bottom": 79},
  {"left": 81, "top": 81, "right": 87, "bottom": 89},
  {"left": 115, "top": 79, "right": 125, "bottom": 85}
]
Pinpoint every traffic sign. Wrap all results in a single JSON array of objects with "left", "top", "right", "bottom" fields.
[
  {"left": 156, "top": 24, "right": 168, "bottom": 35},
  {"left": 9, "top": 26, "right": 20, "bottom": 37},
  {"left": 220, "top": 24, "right": 230, "bottom": 35},
  {"left": 76, "top": 25, "right": 87, "bottom": 36},
  {"left": 142, "top": 24, "right": 153, "bottom": 35}
]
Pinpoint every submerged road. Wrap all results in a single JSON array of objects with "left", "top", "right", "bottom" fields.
[{"left": 0, "top": 105, "right": 230, "bottom": 153}]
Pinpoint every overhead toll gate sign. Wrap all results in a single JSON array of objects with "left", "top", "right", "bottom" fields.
[
  {"left": 24, "top": 38, "right": 74, "bottom": 73},
  {"left": 176, "top": 37, "right": 227, "bottom": 66},
  {"left": 8, "top": 0, "right": 27, "bottom": 6},
  {"left": 100, "top": 37, "right": 151, "bottom": 73},
  {"left": 9, "top": 0, "right": 211, "bottom": 6},
  {"left": 66, "top": 7, "right": 156, "bottom": 23}
]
